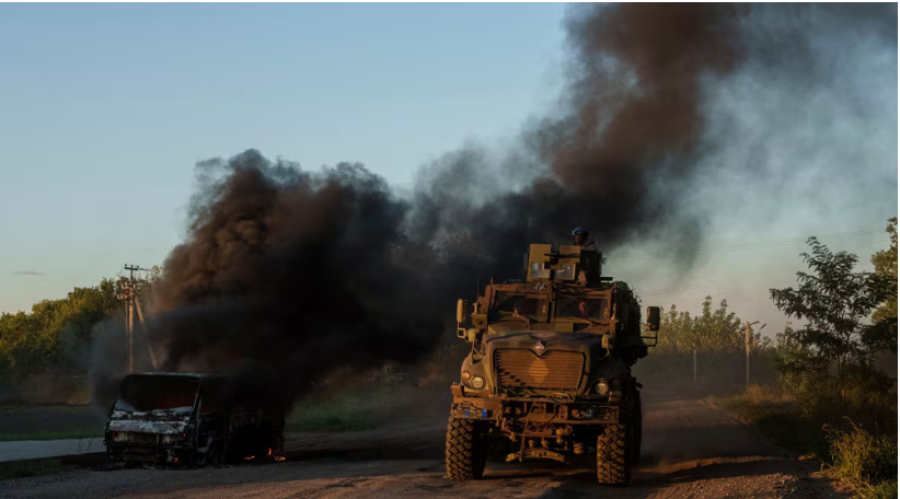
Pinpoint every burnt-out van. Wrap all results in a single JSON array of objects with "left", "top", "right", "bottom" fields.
[{"left": 105, "top": 372, "right": 285, "bottom": 465}]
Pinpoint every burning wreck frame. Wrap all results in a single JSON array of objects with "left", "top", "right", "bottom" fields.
[{"left": 105, "top": 372, "right": 286, "bottom": 466}]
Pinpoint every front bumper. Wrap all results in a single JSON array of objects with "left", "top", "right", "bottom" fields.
[
  {"left": 105, "top": 429, "right": 194, "bottom": 464},
  {"left": 105, "top": 440, "right": 194, "bottom": 464},
  {"left": 450, "top": 395, "right": 619, "bottom": 425}
]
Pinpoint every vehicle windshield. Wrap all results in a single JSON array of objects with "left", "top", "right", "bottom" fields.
[
  {"left": 114, "top": 375, "right": 200, "bottom": 413},
  {"left": 491, "top": 292, "right": 548, "bottom": 322},
  {"left": 555, "top": 296, "right": 608, "bottom": 322}
]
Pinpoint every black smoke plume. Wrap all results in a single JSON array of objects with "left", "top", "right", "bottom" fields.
[
  {"left": 150, "top": 158, "right": 442, "bottom": 405},
  {"left": 92, "top": 4, "right": 896, "bottom": 407},
  {"left": 140, "top": 4, "right": 742, "bottom": 406},
  {"left": 408, "top": 4, "right": 739, "bottom": 275}
]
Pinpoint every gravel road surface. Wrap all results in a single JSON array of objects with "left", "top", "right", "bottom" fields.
[{"left": 1, "top": 391, "right": 845, "bottom": 499}]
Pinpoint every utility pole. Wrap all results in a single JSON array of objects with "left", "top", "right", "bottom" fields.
[
  {"left": 134, "top": 297, "right": 157, "bottom": 369},
  {"left": 120, "top": 264, "right": 149, "bottom": 373}
]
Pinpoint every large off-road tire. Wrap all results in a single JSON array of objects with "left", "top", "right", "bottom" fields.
[
  {"left": 631, "top": 391, "right": 643, "bottom": 466},
  {"left": 597, "top": 424, "right": 632, "bottom": 485},
  {"left": 445, "top": 416, "right": 487, "bottom": 481}
]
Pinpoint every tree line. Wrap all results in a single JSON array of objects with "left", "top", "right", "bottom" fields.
[
  {"left": 0, "top": 274, "right": 155, "bottom": 385},
  {"left": 637, "top": 219, "right": 897, "bottom": 403},
  {"left": 0, "top": 220, "right": 895, "bottom": 407}
]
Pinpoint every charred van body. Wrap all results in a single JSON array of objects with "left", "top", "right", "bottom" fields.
[
  {"left": 446, "top": 243, "right": 660, "bottom": 485},
  {"left": 105, "top": 372, "right": 285, "bottom": 465}
]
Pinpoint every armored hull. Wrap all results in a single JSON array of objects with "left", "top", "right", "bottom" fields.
[{"left": 445, "top": 243, "right": 658, "bottom": 485}]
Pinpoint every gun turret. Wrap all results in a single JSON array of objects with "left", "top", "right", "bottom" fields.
[{"left": 525, "top": 244, "right": 603, "bottom": 284}]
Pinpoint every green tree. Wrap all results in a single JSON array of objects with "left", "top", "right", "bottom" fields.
[
  {"left": 657, "top": 297, "right": 770, "bottom": 354},
  {"left": 692, "top": 297, "right": 744, "bottom": 352},
  {"left": 871, "top": 217, "right": 897, "bottom": 325},
  {"left": 0, "top": 278, "right": 126, "bottom": 381},
  {"left": 657, "top": 304, "right": 694, "bottom": 353},
  {"left": 770, "top": 238, "right": 893, "bottom": 395}
]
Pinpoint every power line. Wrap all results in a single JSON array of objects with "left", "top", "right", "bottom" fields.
[
  {"left": 616, "top": 231, "right": 882, "bottom": 260},
  {"left": 610, "top": 229, "right": 885, "bottom": 261},
  {"left": 631, "top": 237, "right": 887, "bottom": 299}
]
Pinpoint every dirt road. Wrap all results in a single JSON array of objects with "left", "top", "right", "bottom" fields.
[{"left": 1, "top": 391, "right": 843, "bottom": 499}]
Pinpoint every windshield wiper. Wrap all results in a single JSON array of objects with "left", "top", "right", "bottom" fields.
[
  {"left": 498, "top": 311, "right": 533, "bottom": 327},
  {"left": 556, "top": 316, "right": 600, "bottom": 325}
]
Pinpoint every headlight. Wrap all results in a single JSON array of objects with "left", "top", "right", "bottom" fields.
[
  {"left": 161, "top": 434, "right": 180, "bottom": 444},
  {"left": 461, "top": 370, "right": 472, "bottom": 381},
  {"left": 471, "top": 376, "right": 486, "bottom": 389},
  {"left": 595, "top": 381, "right": 610, "bottom": 395}
]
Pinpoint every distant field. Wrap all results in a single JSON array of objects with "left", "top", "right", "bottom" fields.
[
  {"left": 0, "top": 376, "right": 431, "bottom": 441},
  {"left": 287, "top": 376, "right": 431, "bottom": 433},
  {"left": 0, "top": 405, "right": 104, "bottom": 441}
]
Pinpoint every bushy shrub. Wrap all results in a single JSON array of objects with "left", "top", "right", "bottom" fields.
[
  {"left": 779, "top": 369, "right": 897, "bottom": 437},
  {"left": 861, "top": 480, "right": 898, "bottom": 499},
  {"left": 733, "top": 383, "right": 794, "bottom": 407},
  {"left": 828, "top": 422, "right": 897, "bottom": 494}
]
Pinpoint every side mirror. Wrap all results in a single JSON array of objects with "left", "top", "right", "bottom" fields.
[
  {"left": 646, "top": 306, "right": 661, "bottom": 332},
  {"left": 456, "top": 299, "right": 469, "bottom": 324}
]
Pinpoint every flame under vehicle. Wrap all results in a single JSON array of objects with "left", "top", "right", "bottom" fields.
[
  {"left": 445, "top": 243, "right": 660, "bottom": 485},
  {"left": 105, "top": 372, "right": 285, "bottom": 465}
]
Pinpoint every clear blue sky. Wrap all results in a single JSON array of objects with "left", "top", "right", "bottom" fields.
[{"left": 0, "top": 3, "right": 567, "bottom": 314}]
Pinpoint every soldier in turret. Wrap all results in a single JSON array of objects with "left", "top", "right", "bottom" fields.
[
  {"left": 577, "top": 300, "right": 592, "bottom": 319},
  {"left": 572, "top": 227, "right": 597, "bottom": 250}
]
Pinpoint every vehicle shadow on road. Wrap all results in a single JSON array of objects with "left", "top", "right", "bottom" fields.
[
  {"left": 514, "top": 456, "right": 797, "bottom": 499},
  {"left": 638, "top": 456, "right": 794, "bottom": 485}
]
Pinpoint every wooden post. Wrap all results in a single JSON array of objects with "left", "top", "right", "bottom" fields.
[
  {"left": 745, "top": 322, "right": 751, "bottom": 389},
  {"left": 693, "top": 349, "right": 697, "bottom": 385},
  {"left": 134, "top": 297, "right": 157, "bottom": 370},
  {"left": 121, "top": 265, "right": 148, "bottom": 374}
]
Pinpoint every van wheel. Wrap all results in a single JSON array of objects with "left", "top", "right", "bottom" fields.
[
  {"left": 201, "top": 442, "right": 223, "bottom": 466},
  {"left": 446, "top": 416, "right": 486, "bottom": 481}
]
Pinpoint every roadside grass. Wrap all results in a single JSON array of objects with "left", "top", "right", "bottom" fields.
[
  {"left": 858, "top": 481, "right": 898, "bottom": 499},
  {"left": 716, "top": 383, "right": 898, "bottom": 498},
  {"left": 286, "top": 399, "right": 377, "bottom": 432},
  {"left": 0, "top": 453, "right": 108, "bottom": 481},
  {"left": 0, "top": 457, "right": 78, "bottom": 480},
  {"left": 286, "top": 376, "right": 414, "bottom": 433},
  {"left": 827, "top": 423, "right": 897, "bottom": 499},
  {"left": 717, "top": 384, "right": 827, "bottom": 457},
  {"left": 0, "top": 428, "right": 103, "bottom": 442},
  {"left": 0, "top": 405, "right": 26, "bottom": 414}
]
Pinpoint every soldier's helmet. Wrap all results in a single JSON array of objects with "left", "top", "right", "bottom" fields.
[{"left": 572, "top": 227, "right": 589, "bottom": 245}]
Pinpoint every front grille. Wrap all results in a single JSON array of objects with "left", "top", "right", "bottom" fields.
[
  {"left": 111, "top": 431, "right": 158, "bottom": 444},
  {"left": 494, "top": 349, "right": 584, "bottom": 392},
  {"left": 111, "top": 431, "right": 177, "bottom": 444}
]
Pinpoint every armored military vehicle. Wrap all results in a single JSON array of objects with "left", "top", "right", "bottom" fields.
[
  {"left": 105, "top": 372, "right": 285, "bottom": 465},
  {"left": 445, "top": 243, "right": 659, "bottom": 485}
]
